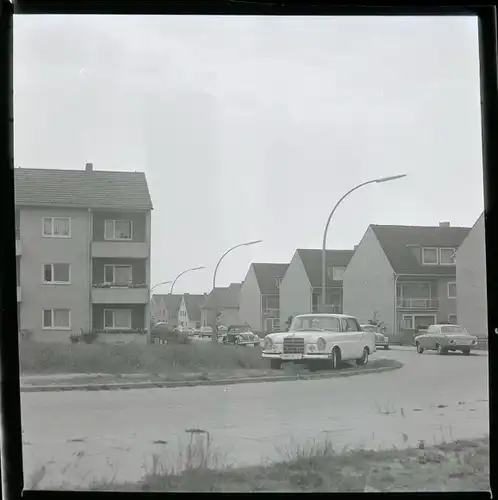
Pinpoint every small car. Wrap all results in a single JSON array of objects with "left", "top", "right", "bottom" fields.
[
  {"left": 200, "top": 326, "right": 213, "bottom": 338},
  {"left": 361, "top": 325, "right": 389, "bottom": 350},
  {"left": 414, "top": 324, "right": 478, "bottom": 355},
  {"left": 223, "top": 325, "right": 260, "bottom": 347},
  {"left": 262, "top": 313, "right": 375, "bottom": 371}
]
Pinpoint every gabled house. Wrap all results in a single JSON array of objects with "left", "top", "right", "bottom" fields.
[
  {"left": 150, "top": 294, "right": 182, "bottom": 327},
  {"left": 343, "top": 223, "right": 471, "bottom": 334},
  {"left": 456, "top": 213, "right": 487, "bottom": 338},
  {"left": 279, "top": 249, "right": 354, "bottom": 328},
  {"left": 239, "top": 263, "right": 289, "bottom": 334},
  {"left": 178, "top": 293, "right": 204, "bottom": 329},
  {"left": 15, "top": 163, "right": 153, "bottom": 343},
  {"left": 201, "top": 282, "right": 241, "bottom": 328}
]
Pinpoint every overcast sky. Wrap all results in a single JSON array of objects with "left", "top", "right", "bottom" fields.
[{"left": 13, "top": 15, "right": 483, "bottom": 294}]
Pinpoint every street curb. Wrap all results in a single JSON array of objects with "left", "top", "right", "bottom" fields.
[{"left": 20, "top": 362, "right": 403, "bottom": 393}]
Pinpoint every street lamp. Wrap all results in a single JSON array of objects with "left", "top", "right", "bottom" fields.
[
  {"left": 210, "top": 239, "right": 263, "bottom": 342},
  {"left": 320, "top": 174, "right": 407, "bottom": 312},
  {"left": 170, "top": 266, "right": 205, "bottom": 294},
  {"left": 150, "top": 281, "right": 172, "bottom": 295}
]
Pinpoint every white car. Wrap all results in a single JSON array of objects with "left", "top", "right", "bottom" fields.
[{"left": 262, "top": 313, "right": 375, "bottom": 371}]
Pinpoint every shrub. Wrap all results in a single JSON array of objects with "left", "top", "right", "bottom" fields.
[{"left": 19, "top": 340, "right": 267, "bottom": 375}]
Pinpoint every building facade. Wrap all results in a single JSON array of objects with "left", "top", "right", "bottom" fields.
[
  {"left": 177, "top": 293, "right": 204, "bottom": 329},
  {"left": 239, "top": 262, "right": 289, "bottom": 334},
  {"left": 201, "top": 283, "right": 241, "bottom": 328},
  {"left": 15, "top": 164, "right": 153, "bottom": 343},
  {"left": 456, "top": 213, "right": 488, "bottom": 338},
  {"left": 343, "top": 223, "right": 470, "bottom": 334},
  {"left": 279, "top": 248, "right": 353, "bottom": 329}
]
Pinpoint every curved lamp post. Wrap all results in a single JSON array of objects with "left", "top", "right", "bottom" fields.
[
  {"left": 321, "top": 174, "right": 407, "bottom": 312},
  {"left": 211, "top": 239, "right": 263, "bottom": 342},
  {"left": 170, "top": 266, "right": 205, "bottom": 294},
  {"left": 150, "top": 281, "right": 172, "bottom": 295}
]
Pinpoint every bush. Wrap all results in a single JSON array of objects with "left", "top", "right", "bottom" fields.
[{"left": 19, "top": 340, "right": 267, "bottom": 375}]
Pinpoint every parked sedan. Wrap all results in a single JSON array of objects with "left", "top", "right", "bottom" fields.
[
  {"left": 361, "top": 324, "right": 389, "bottom": 350},
  {"left": 415, "top": 324, "right": 478, "bottom": 355},
  {"left": 262, "top": 313, "right": 375, "bottom": 371}
]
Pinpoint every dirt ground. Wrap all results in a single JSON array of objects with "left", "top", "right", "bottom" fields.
[{"left": 85, "top": 436, "right": 489, "bottom": 492}]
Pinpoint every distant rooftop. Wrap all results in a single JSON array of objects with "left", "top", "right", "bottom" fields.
[{"left": 14, "top": 165, "right": 153, "bottom": 210}]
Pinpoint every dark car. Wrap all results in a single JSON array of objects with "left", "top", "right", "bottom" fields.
[{"left": 223, "top": 325, "right": 260, "bottom": 347}]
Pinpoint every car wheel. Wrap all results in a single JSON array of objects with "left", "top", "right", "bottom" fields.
[
  {"left": 462, "top": 348, "right": 471, "bottom": 355},
  {"left": 356, "top": 347, "right": 369, "bottom": 366},
  {"left": 270, "top": 359, "right": 282, "bottom": 370},
  {"left": 416, "top": 342, "right": 424, "bottom": 354},
  {"left": 436, "top": 343, "right": 446, "bottom": 355},
  {"left": 329, "top": 347, "right": 341, "bottom": 370}
]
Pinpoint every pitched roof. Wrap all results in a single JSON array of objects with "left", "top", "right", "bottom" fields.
[
  {"left": 183, "top": 294, "right": 204, "bottom": 321},
  {"left": 203, "top": 283, "right": 242, "bottom": 309},
  {"left": 297, "top": 248, "right": 354, "bottom": 287},
  {"left": 252, "top": 263, "right": 289, "bottom": 294},
  {"left": 153, "top": 294, "right": 182, "bottom": 315},
  {"left": 371, "top": 224, "right": 471, "bottom": 275},
  {"left": 14, "top": 168, "right": 153, "bottom": 210}
]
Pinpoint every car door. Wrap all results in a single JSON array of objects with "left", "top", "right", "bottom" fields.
[
  {"left": 424, "top": 325, "right": 438, "bottom": 349},
  {"left": 347, "top": 317, "right": 366, "bottom": 358},
  {"left": 338, "top": 318, "right": 353, "bottom": 359},
  {"left": 341, "top": 318, "right": 363, "bottom": 359}
]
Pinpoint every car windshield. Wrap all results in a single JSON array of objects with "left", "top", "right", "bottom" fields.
[
  {"left": 290, "top": 316, "right": 341, "bottom": 332},
  {"left": 441, "top": 325, "right": 468, "bottom": 334},
  {"left": 362, "top": 325, "right": 377, "bottom": 332}
]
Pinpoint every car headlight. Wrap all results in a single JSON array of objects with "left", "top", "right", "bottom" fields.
[
  {"left": 264, "top": 338, "right": 274, "bottom": 350},
  {"left": 450, "top": 339, "right": 455, "bottom": 344},
  {"left": 317, "top": 337, "right": 326, "bottom": 351}
]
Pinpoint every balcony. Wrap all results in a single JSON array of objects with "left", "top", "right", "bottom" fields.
[
  {"left": 91, "top": 241, "right": 148, "bottom": 259},
  {"left": 17, "top": 286, "right": 21, "bottom": 302},
  {"left": 397, "top": 298, "right": 439, "bottom": 310},
  {"left": 263, "top": 308, "right": 279, "bottom": 318},
  {"left": 92, "top": 283, "right": 149, "bottom": 304},
  {"left": 16, "top": 229, "right": 21, "bottom": 256}
]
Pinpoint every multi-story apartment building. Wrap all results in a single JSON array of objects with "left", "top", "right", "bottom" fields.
[
  {"left": 15, "top": 164, "right": 153, "bottom": 343},
  {"left": 343, "top": 223, "right": 470, "bottom": 333}
]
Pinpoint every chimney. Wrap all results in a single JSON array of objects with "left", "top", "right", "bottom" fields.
[
  {"left": 439, "top": 221, "right": 450, "bottom": 228},
  {"left": 85, "top": 162, "right": 93, "bottom": 172}
]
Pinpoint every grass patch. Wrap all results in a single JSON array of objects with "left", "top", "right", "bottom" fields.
[
  {"left": 19, "top": 340, "right": 268, "bottom": 376},
  {"left": 76, "top": 436, "right": 488, "bottom": 492}
]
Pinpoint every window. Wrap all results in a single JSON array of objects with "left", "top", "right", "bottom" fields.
[
  {"left": 440, "top": 248, "right": 456, "bottom": 265},
  {"left": 447, "top": 282, "right": 457, "bottom": 299},
  {"left": 448, "top": 314, "right": 458, "bottom": 324},
  {"left": 346, "top": 317, "right": 360, "bottom": 332},
  {"left": 332, "top": 266, "right": 346, "bottom": 281},
  {"left": 422, "top": 247, "right": 438, "bottom": 265},
  {"left": 42, "top": 309, "right": 71, "bottom": 329},
  {"left": 104, "top": 309, "right": 132, "bottom": 329},
  {"left": 104, "top": 265, "right": 132, "bottom": 284},
  {"left": 105, "top": 220, "right": 132, "bottom": 240},
  {"left": 42, "top": 217, "right": 71, "bottom": 237},
  {"left": 43, "top": 263, "right": 70, "bottom": 284}
]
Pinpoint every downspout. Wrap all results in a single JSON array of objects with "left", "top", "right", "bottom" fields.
[
  {"left": 88, "top": 208, "right": 93, "bottom": 335},
  {"left": 393, "top": 272, "right": 398, "bottom": 336}
]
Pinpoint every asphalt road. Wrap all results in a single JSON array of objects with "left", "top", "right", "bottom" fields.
[{"left": 21, "top": 347, "right": 489, "bottom": 489}]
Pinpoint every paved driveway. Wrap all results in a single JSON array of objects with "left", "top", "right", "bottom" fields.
[{"left": 21, "top": 347, "right": 489, "bottom": 489}]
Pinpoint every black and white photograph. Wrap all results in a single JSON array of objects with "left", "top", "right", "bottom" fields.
[{"left": 10, "top": 11, "right": 490, "bottom": 492}]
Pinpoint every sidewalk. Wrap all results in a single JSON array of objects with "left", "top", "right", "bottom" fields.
[{"left": 20, "top": 359, "right": 403, "bottom": 392}]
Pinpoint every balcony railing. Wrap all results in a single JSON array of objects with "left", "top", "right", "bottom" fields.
[
  {"left": 92, "top": 241, "right": 148, "bottom": 259},
  {"left": 92, "top": 282, "right": 149, "bottom": 304},
  {"left": 263, "top": 308, "right": 279, "bottom": 318},
  {"left": 396, "top": 298, "right": 439, "bottom": 309}
]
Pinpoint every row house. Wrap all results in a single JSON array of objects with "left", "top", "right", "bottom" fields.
[
  {"left": 456, "top": 213, "right": 487, "bottom": 338},
  {"left": 201, "top": 283, "right": 242, "bottom": 328},
  {"left": 239, "top": 263, "right": 289, "bottom": 334},
  {"left": 343, "top": 222, "right": 470, "bottom": 333},
  {"left": 15, "top": 163, "right": 153, "bottom": 343},
  {"left": 150, "top": 294, "right": 183, "bottom": 327},
  {"left": 177, "top": 293, "right": 204, "bottom": 329},
  {"left": 279, "top": 248, "right": 354, "bottom": 328}
]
